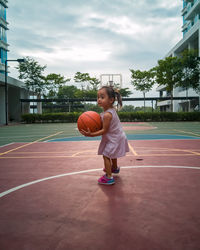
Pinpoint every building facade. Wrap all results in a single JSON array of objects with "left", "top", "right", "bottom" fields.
[
  {"left": 0, "top": 0, "right": 8, "bottom": 72},
  {"left": 0, "top": 0, "right": 29, "bottom": 125},
  {"left": 157, "top": 0, "right": 200, "bottom": 112}
]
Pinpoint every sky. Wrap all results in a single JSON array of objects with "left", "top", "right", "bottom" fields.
[{"left": 7, "top": 0, "right": 183, "bottom": 103}]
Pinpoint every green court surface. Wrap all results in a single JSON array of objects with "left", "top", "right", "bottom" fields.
[
  {"left": 0, "top": 122, "right": 200, "bottom": 147},
  {"left": 0, "top": 123, "right": 79, "bottom": 147}
]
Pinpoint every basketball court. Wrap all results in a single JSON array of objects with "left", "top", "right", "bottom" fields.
[{"left": 0, "top": 122, "right": 200, "bottom": 250}]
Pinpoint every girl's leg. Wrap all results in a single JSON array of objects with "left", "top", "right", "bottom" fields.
[
  {"left": 111, "top": 158, "right": 120, "bottom": 174},
  {"left": 111, "top": 158, "right": 117, "bottom": 169},
  {"left": 103, "top": 155, "right": 112, "bottom": 178}
]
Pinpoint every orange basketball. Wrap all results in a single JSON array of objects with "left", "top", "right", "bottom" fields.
[{"left": 77, "top": 111, "right": 102, "bottom": 133}]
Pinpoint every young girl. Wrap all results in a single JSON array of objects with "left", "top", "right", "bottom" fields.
[{"left": 81, "top": 86, "right": 129, "bottom": 185}]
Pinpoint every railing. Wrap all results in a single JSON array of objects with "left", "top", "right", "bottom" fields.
[{"left": 20, "top": 96, "right": 199, "bottom": 103}]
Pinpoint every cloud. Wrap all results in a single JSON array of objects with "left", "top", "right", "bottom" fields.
[{"left": 7, "top": 0, "right": 183, "bottom": 98}]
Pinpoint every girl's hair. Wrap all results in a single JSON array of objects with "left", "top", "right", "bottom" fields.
[{"left": 100, "top": 85, "right": 122, "bottom": 110}]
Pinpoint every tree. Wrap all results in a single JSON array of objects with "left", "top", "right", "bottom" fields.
[
  {"left": 178, "top": 49, "right": 200, "bottom": 94},
  {"left": 57, "top": 85, "right": 78, "bottom": 99},
  {"left": 43, "top": 73, "right": 70, "bottom": 98},
  {"left": 175, "top": 49, "right": 200, "bottom": 111},
  {"left": 74, "top": 72, "right": 101, "bottom": 98},
  {"left": 74, "top": 72, "right": 90, "bottom": 90},
  {"left": 16, "top": 56, "right": 47, "bottom": 113},
  {"left": 130, "top": 69, "right": 155, "bottom": 111},
  {"left": 88, "top": 77, "right": 101, "bottom": 91},
  {"left": 119, "top": 87, "right": 132, "bottom": 97},
  {"left": 120, "top": 105, "right": 135, "bottom": 112},
  {"left": 16, "top": 56, "right": 46, "bottom": 96},
  {"left": 74, "top": 72, "right": 101, "bottom": 90},
  {"left": 57, "top": 85, "right": 82, "bottom": 112},
  {"left": 153, "top": 56, "right": 181, "bottom": 112}
]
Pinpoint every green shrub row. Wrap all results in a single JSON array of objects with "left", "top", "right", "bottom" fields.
[
  {"left": 119, "top": 112, "right": 200, "bottom": 122},
  {"left": 21, "top": 112, "right": 82, "bottom": 123},
  {"left": 118, "top": 111, "right": 200, "bottom": 122},
  {"left": 21, "top": 111, "right": 200, "bottom": 123}
]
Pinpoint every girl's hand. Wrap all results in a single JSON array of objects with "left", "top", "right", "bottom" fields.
[
  {"left": 80, "top": 128, "right": 92, "bottom": 137},
  {"left": 80, "top": 112, "right": 112, "bottom": 137}
]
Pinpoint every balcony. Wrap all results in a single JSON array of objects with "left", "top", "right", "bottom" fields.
[
  {"left": 0, "top": 0, "right": 8, "bottom": 8},
  {"left": 156, "top": 85, "right": 166, "bottom": 91},
  {"left": 182, "top": 6, "right": 188, "bottom": 16},
  {"left": 181, "top": 6, "right": 187, "bottom": 16},
  {"left": 184, "top": 0, "right": 200, "bottom": 20},
  {"left": 0, "top": 17, "right": 8, "bottom": 29},
  {"left": 182, "top": 20, "right": 190, "bottom": 31},
  {"left": 157, "top": 100, "right": 171, "bottom": 107}
]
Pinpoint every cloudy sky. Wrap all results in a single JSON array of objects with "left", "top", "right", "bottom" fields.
[{"left": 7, "top": 0, "right": 183, "bottom": 99}]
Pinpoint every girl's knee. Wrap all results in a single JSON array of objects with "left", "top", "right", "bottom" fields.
[{"left": 103, "top": 155, "right": 110, "bottom": 160}]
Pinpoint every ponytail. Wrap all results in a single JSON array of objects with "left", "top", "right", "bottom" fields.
[{"left": 114, "top": 89, "right": 122, "bottom": 110}]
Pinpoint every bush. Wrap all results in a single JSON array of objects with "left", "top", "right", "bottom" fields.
[
  {"left": 118, "top": 112, "right": 200, "bottom": 122},
  {"left": 21, "top": 111, "right": 200, "bottom": 123},
  {"left": 21, "top": 112, "right": 82, "bottom": 123}
]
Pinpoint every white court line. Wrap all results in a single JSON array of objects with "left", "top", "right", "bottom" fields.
[
  {"left": 1, "top": 165, "right": 200, "bottom": 198},
  {"left": 0, "top": 142, "right": 14, "bottom": 148}
]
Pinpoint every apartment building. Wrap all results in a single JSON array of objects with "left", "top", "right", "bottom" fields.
[
  {"left": 0, "top": 0, "right": 8, "bottom": 71},
  {"left": 0, "top": 0, "right": 29, "bottom": 125},
  {"left": 157, "top": 0, "right": 200, "bottom": 112}
]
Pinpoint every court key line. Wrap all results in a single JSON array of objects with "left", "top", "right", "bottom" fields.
[
  {"left": 0, "top": 131, "right": 63, "bottom": 156},
  {"left": 0, "top": 153, "right": 194, "bottom": 159},
  {"left": 128, "top": 143, "right": 138, "bottom": 156},
  {"left": 173, "top": 129, "right": 200, "bottom": 138},
  {"left": 71, "top": 149, "right": 97, "bottom": 157},
  {"left": 134, "top": 146, "right": 200, "bottom": 156},
  {"left": 1, "top": 148, "right": 200, "bottom": 159},
  {"left": 0, "top": 153, "right": 196, "bottom": 159},
  {"left": 1, "top": 165, "right": 200, "bottom": 198}
]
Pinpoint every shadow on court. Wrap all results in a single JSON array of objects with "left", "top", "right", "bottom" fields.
[{"left": 0, "top": 138, "right": 200, "bottom": 250}]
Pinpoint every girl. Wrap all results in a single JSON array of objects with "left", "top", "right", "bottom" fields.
[{"left": 81, "top": 86, "right": 129, "bottom": 185}]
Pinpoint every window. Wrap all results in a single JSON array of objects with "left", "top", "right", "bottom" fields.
[
  {"left": 0, "top": 4, "right": 6, "bottom": 20},
  {"left": 0, "top": 26, "right": 7, "bottom": 42},
  {"left": 0, "top": 48, "right": 7, "bottom": 64}
]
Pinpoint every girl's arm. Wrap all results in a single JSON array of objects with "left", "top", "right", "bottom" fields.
[{"left": 81, "top": 112, "right": 112, "bottom": 137}]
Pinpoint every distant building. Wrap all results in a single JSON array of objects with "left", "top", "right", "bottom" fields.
[
  {"left": 157, "top": 0, "right": 200, "bottom": 112},
  {"left": 0, "top": 0, "right": 8, "bottom": 72},
  {"left": 0, "top": 74, "right": 29, "bottom": 124},
  {"left": 0, "top": 0, "right": 29, "bottom": 125}
]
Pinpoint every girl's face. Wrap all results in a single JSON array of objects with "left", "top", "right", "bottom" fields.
[{"left": 97, "top": 88, "right": 114, "bottom": 111}]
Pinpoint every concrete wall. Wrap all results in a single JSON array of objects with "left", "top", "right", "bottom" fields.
[
  {"left": 0, "top": 75, "right": 29, "bottom": 125},
  {"left": 0, "top": 85, "right": 5, "bottom": 124}
]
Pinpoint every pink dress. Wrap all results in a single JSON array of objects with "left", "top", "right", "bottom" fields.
[{"left": 98, "top": 108, "right": 129, "bottom": 159}]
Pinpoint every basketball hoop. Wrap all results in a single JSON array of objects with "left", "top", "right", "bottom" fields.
[{"left": 100, "top": 74, "right": 122, "bottom": 89}]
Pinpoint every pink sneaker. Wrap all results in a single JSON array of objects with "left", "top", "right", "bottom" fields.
[{"left": 98, "top": 175, "right": 115, "bottom": 185}]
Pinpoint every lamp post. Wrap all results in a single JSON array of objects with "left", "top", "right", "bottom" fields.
[
  {"left": 5, "top": 58, "right": 25, "bottom": 125},
  {"left": 197, "top": 57, "right": 200, "bottom": 112}
]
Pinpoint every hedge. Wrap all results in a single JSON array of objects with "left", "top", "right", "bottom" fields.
[
  {"left": 21, "top": 112, "right": 82, "bottom": 123},
  {"left": 119, "top": 111, "right": 200, "bottom": 122},
  {"left": 21, "top": 111, "right": 200, "bottom": 123}
]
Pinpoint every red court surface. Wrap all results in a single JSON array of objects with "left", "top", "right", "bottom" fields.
[{"left": 0, "top": 139, "right": 200, "bottom": 250}]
